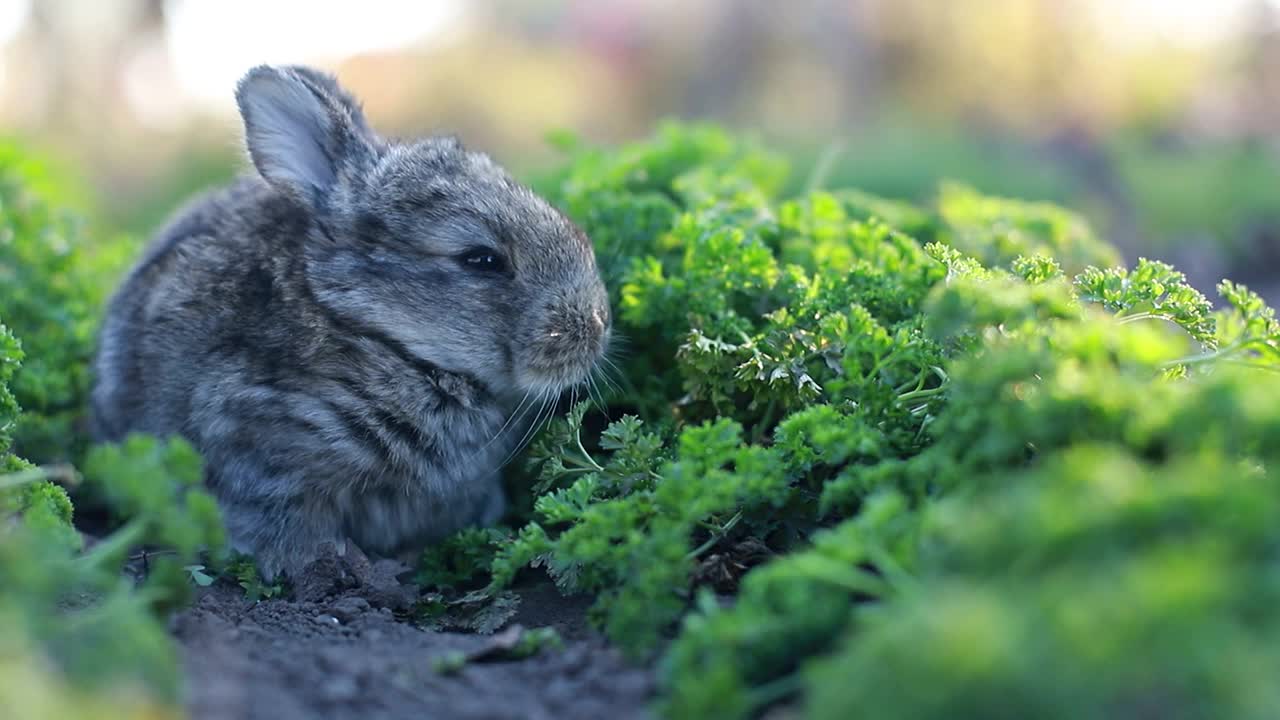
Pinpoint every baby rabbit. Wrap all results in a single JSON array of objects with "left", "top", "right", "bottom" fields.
[{"left": 90, "top": 65, "right": 611, "bottom": 580}]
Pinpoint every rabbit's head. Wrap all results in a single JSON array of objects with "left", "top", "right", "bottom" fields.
[{"left": 235, "top": 65, "right": 610, "bottom": 402}]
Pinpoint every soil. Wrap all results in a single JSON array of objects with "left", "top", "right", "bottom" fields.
[{"left": 170, "top": 548, "right": 654, "bottom": 720}]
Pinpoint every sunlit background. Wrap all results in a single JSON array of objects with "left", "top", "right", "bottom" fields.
[{"left": 1, "top": 0, "right": 1277, "bottom": 299}]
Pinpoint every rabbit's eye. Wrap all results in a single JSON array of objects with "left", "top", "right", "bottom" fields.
[{"left": 459, "top": 248, "right": 507, "bottom": 274}]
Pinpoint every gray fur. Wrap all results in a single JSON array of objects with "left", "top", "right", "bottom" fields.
[{"left": 90, "top": 65, "right": 610, "bottom": 579}]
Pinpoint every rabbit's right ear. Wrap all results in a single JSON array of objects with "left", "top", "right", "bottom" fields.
[{"left": 235, "top": 65, "right": 376, "bottom": 202}]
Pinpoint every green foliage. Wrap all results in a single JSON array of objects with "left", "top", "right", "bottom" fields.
[
  {"left": 661, "top": 491, "right": 921, "bottom": 719},
  {"left": 1, "top": 431, "right": 224, "bottom": 714},
  {"left": 416, "top": 589, "right": 523, "bottom": 635},
  {"left": 660, "top": 285, "right": 1280, "bottom": 719},
  {"left": 1213, "top": 279, "right": 1280, "bottom": 367},
  {"left": 0, "top": 427, "right": 224, "bottom": 707},
  {"left": 936, "top": 182, "right": 1121, "bottom": 274},
  {"left": 831, "top": 188, "right": 938, "bottom": 243},
  {"left": 493, "top": 411, "right": 790, "bottom": 653},
  {"left": 0, "top": 322, "right": 27, "bottom": 470},
  {"left": 452, "top": 124, "right": 1280, "bottom": 719},
  {"left": 417, "top": 527, "right": 512, "bottom": 592},
  {"left": 220, "top": 552, "right": 284, "bottom": 601},
  {"left": 1074, "top": 258, "right": 1216, "bottom": 345},
  {"left": 0, "top": 151, "right": 223, "bottom": 716},
  {"left": 806, "top": 444, "right": 1280, "bottom": 720},
  {"left": 0, "top": 142, "right": 136, "bottom": 463},
  {"left": 1, "top": 431, "right": 225, "bottom": 696}
]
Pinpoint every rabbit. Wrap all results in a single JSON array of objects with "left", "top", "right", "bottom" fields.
[{"left": 90, "top": 64, "right": 611, "bottom": 580}]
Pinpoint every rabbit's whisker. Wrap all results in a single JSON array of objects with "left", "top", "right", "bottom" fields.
[
  {"left": 483, "top": 389, "right": 532, "bottom": 452},
  {"left": 586, "top": 374, "right": 610, "bottom": 420},
  {"left": 498, "top": 388, "right": 553, "bottom": 471},
  {"left": 598, "top": 356, "right": 624, "bottom": 394}
]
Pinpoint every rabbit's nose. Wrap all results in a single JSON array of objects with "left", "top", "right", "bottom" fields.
[{"left": 590, "top": 308, "right": 606, "bottom": 334}]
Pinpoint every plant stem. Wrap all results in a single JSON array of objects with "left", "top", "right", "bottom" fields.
[
  {"left": 556, "top": 466, "right": 598, "bottom": 477},
  {"left": 930, "top": 365, "right": 949, "bottom": 384},
  {"left": 77, "top": 518, "right": 146, "bottom": 572},
  {"left": 0, "top": 464, "right": 80, "bottom": 491},
  {"left": 687, "top": 510, "right": 744, "bottom": 560},
  {"left": 746, "top": 672, "right": 806, "bottom": 712},
  {"left": 1163, "top": 337, "right": 1272, "bottom": 368},
  {"left": 804, "top": 140, "right": 847, "bottom": 194},
  {"left": 751, "top": 398, "right": 779, "bottom": 444},
  {"left": 1117, "top": 312, "right": 1177, "bottom": 326},
  {"left": 866, "top": 544, "right": 920, "bottom": 595},
  {"left": 573, "top": 430, "right": 605, "bottom": 472},
  {"left": 565, "top": 449, "right": 604, "bottom": 473},
  {"left": 895, "top": 375, "right": 926, "bottom": 395},
  {"left": 1214, "top": 360, "right": 1280, "bottom": 374},
  {"left": 897, "top": 386, "right": 946, "bottom": 402},
  {"left": 791, "top": 555, "right": 891, "bottom": 596}
]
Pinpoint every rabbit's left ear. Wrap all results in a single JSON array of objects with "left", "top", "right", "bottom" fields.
[{"left": 235, "top": 65, "right": 377, "bottom": 202}]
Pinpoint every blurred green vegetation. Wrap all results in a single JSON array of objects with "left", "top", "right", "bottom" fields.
[
  {"left": 98, "top": 146, "right": 243, "bottom": 242},
  {"left": 1, "top": 141, "right": 226, "bottom": 718},
  {"left": 0, "top": 140, "right": 139, "bottom": 463},
  {"left": 786, "top": 116, "right": 1280, "bottom": 267},
  {"left": 1108, "top": 131, "right": 1280, "bottom": 248},
  {"left": 788, "top": 113, "right": 1076, "bottom": 203}
]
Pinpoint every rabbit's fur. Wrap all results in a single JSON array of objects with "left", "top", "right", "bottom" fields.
[{"left": 90, "top": 65, "right": 611, "bottom": 579}]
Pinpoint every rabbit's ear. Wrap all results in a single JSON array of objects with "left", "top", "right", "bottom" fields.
[{"left": 235, "top": 65, "right": 376, "bottom": 201}]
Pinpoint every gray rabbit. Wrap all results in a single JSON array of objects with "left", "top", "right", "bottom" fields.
[{"left": 90, "top": 65, "right": 611, "bottom": 580}]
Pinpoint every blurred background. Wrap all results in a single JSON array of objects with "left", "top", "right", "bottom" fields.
[{"left": 0, "top": 0, "right": 1277, "bottom": 300}]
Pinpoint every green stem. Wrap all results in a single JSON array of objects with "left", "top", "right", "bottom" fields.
[
  {"left": 867, "top": 353, "right": 892, "bottom": 383},
  {"left": 556, "top": 466, "right": 598, "bottom": 477},
  {"left": 1117, "top": 311, "right": 1171, "bottom": 325},
  {"left": 803, "top": 139, "right": 847, "bottom": 194},
  {"left": 897, "top": 386, "right": 946, "bottom": 402},
  {"left": 746, "top": 672, "right": 806, "bottom": 713},
  {"left": 751, "top": 398, "right": 780, "bottom": 444},
  {"left": 563, "top": 452, "right": 604, "bottom": 474},
  {"left": 687, "top": 510, "right": 744, "bottom": 560},
  {"left": 930, "top": 365, "right": 949, "bottom": 384},
  {"left": 1163, "top": 337, "right": 1271, "bottom": 368},
  {"left": 866, "top": 545, "right": 920, "bottom": 595},
  {"left": 896, "top": 361, "right": 957, "bottom": 394},
  {"left": 895, "top": 374, "right": 926, "bottom": 395},
  {"left": 77, "top": 518, "right": 147, "bottom": 572},
  {"left": 1214, "top": 359, "right": 1280, "bottom": 374},
  {"left": 792, "top": 555, "right": 891, "bottom": 596},
  {"left": 0, "top": 464, "right": 79, "bottom": 491}
]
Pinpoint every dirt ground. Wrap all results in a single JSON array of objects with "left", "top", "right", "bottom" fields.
[{"left": 170, "top": 550, "right": 654, "bottom": 720}]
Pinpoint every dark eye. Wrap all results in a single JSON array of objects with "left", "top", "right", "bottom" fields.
[{"left": 460, "top": 248, "right": 507, "bottom": 274}]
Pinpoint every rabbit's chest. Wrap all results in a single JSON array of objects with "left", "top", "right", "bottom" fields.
[{"left": 333, "top": 400, "right": 514, "bottom": 554}]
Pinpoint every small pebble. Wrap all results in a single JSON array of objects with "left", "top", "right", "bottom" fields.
[{"left": 326, "top": 596, "right": 372, "bottom": 623}]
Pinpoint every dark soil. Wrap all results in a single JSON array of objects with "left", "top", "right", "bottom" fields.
[{"left": 171, "top": 548, "right": 653, "bottom": 720}]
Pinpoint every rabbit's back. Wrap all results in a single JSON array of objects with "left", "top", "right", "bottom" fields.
[{"left": 92, "top": 178, "right": 299, "bottom": 441}]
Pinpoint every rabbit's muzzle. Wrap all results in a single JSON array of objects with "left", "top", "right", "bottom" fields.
[{"left": 517, "top": 284, "right": 611, "bottom": 392}]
